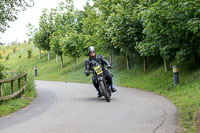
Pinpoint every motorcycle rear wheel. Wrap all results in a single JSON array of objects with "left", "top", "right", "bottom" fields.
[{"left": 99, "top": 81, "right": 110, "bottom": 102}]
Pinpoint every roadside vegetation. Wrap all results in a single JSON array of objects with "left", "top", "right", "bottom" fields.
[
  {"left": 0, "top": 60, "right": 36, "bottom": 116},
  {"left": 0, "top": 73, "right": 36, "bottom": 116}
]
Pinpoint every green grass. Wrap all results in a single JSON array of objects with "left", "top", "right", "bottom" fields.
[{"left": 1, "top": 43, "right": 200, "bottom": 132}]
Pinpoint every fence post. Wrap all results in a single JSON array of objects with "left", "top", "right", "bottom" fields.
[
  {"left": 0, "top": 84, "right": 2, "bottom": 97},
  {"left": 24, "top": 75, "right": 27, "bottom": 94},
  {"left": 25, "top": 74, "right": 27, "bottom": 82},
  {"left": 18, "top": 78, "right": 21, "bottom": 89},
  {"left": 11, "top": 81, "right": 14, "bottom": 93}
]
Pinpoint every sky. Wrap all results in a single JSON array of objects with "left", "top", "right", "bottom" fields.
[{"left": 0, "top": 0, "right": 87, "bottom": 44}]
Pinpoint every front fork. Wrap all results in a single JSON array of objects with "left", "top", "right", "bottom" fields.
[{"left": 97, "top": 75, "right": 111, "bottom": 97}]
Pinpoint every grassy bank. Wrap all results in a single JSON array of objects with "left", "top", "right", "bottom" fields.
[
  {"left": 2, "top": 43, "right": 200, "bottom": 132},
  {"left": 0, "top": 44, "right": 37, "bottom": 116}
]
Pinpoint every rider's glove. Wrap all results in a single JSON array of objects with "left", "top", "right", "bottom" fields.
[
  {"left": 85, "top": 70, "right": 90, "bottom": 76},
  {"left": 107, "top": 65, "right": 112, "bottom": 69}
]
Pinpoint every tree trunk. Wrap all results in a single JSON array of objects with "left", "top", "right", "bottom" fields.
[
  {"left": 74, "top": 58, "right": 76, "bottom": 71},
  {"left": 39, "top": 48, "right": 41, "bottom": 59},
  {"left": 164, "top": 59, "right": 169, "bottom": 72},
  {"left": 126, "top": 54, "right": 130, "bottom": 70},
  {"left": 109, "top": 52, "right": 112, "bottom": 66},
  {"left": 48, "top": 50, "right": 50, "bottom": 61},
  {"left": 56, "top": 54, "right": 58, "bottom": 62},
  {"left": 60, "top": 55, "right": 63, "bottom": 69},
  {"left": 144, "top": 56, "right": 147, "bottom": 72}
]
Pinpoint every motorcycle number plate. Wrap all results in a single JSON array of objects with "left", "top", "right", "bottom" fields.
[{"left": 94, "top": 66, "right": 103, "bottom": 75}]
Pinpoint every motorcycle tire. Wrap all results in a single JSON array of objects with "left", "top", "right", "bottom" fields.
[{"left": 99, "top": 81, "right": 110, "bottom": 102}]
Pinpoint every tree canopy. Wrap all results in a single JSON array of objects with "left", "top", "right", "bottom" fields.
[
  {"left": 0, "top": 0, "right": 33, "bottom": 33},
  {"left": 32, "top": 0, "right": 200, "bottom": 71}
]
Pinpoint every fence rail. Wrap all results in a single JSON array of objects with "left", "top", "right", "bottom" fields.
[{"left": 0, "top": 73, "right": 28, "bottom": 101}]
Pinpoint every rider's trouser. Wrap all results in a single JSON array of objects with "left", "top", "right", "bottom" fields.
[{"left": 92, "top": 70, "right": 112, "bottom": 93}]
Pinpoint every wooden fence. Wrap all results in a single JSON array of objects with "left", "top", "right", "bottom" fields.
[{"left": 0, "top": 73, "right": 28, "bottom": 101}]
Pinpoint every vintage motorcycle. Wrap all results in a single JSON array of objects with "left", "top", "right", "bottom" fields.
[{"left": 91, "top": 60, "right": 112, "bottom": 102}]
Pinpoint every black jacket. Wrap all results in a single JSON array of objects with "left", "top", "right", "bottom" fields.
[{"left": 85, "top": 55, "right": 111, "bottom": 76}]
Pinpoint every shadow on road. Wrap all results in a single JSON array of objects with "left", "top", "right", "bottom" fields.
[{"left": 74, "top": 97, "right": 117, "bottom": 103}]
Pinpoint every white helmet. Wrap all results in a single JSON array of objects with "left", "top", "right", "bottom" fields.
[{"left": 88, "top": 46, "right": 95, "bottom": 53}]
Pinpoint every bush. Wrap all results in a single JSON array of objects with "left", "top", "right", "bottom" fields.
[
  {"left": 25, "top": 74, "right": 36, "bottom": 98},
  {"left": 27, "top": 49, "right": 32, "bottom": 59},
  {"left": 13, "top": 47, "right": 16, "bottom": 53},
  {"left": 0, "top": 64, "right": 5, "bottom": 79},
  {"left": 5, "top": 54, "right": 9, "bottom": 61},
  {"left": 17, "top": 65, "right": 27, "bottom": 74}
]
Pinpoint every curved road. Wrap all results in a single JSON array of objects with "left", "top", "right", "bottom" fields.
[{"left": 0, "top": 80, "right": 179, "bottom": 133}]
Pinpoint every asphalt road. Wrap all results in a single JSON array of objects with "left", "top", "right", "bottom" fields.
[{"left": 0, "top": 80, "right": 179, "bottom": 133}]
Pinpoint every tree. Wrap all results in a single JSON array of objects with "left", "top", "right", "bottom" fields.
[
  {"left": 0, "top": 0, "right": 33, "bottom": 33},
  {"left": 37, "top": 9, "right": 55, "bottom": 61},
  {"left": 33, "top": 29, "right": 43, "bottom": 59},
  {"left": 89, "top": 0, "right": 120, "bottom": 65},
  {"left": 87, "top": 0, "right": 144, "bottom": 70},
  {"left": 26, "top": 23, "right": 37, "bottom": 44},
  {"left": 61, "top": 32, "right": 84, "bottom": 71},
  {"left": 50, "top": 32, "right": 64, "bottom": 67},
  {"left": 94, "top": 0, "right": 143, "bottom": 69},
  {"left": 136, "top": 0, "right": 200, "bottom": 71},
  {"left": 109, "top": 2, "right": 143, "bottom": 70},
  {"left": 55, "top": 1, "right": 85, "bottom": 71},
  {"left": 49, "top": 0, "right": 75, "bottom": 68},
  {"left": 81, "top": 3, "right": 102, "bottom": 57},
  {"left": 63, "top": 8, "right": 85, "bottom": 70},
  {"left": 49, "top": 8, "right": 64, "bottom": 68}
]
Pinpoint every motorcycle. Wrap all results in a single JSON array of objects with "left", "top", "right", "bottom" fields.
[{"left": 91, "top": 60, "right": 112, "bottom": 102}]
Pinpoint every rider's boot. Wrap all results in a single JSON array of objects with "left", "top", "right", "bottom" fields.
[
  {"left": 96, "top": 87, "right": 102, "bottom": 98},
  {"left": 110, "top": 84, "right": 117, "bottom": 92},
  {"left": 97, "top": 92, "right": 102, "bottom": 98}
]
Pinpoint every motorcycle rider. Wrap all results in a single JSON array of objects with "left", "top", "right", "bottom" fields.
[{"left": 84, "top": 46, "right": 117, "bottom": 98}]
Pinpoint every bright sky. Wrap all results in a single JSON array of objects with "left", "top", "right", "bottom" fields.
[{"left": 0, "top": 0, "right": 87, "bottom": 44}]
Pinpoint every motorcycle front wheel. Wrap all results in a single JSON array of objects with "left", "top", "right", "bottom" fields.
[{"left": 99, "top": 81, "right": 110, "bottom": 102}]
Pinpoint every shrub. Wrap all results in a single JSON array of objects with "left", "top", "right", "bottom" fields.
[
  {"left": 27, "top": 49, "right": 32, "bottom": 59},
  {"left": 5, "top": 54, "right": 9, "bottom": 61},
  {"left": 17, "top": 65, "right": 27, "bottom": 74},
  {"left": 0, "top": 64, "right": 5, "bottom": 79},
  {"left": 13, "top": 47, "right": 16, "bottom": 53}
]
